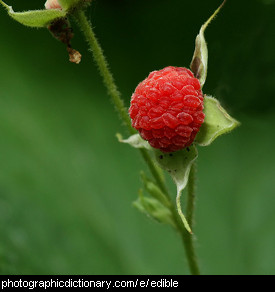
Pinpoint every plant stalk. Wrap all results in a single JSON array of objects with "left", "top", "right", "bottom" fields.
[
  {"left": 73, "top": 8, "right": 168, "bottom": 195},
  {"left": 184, "top": 162, "right": 200, "bottom": 274},
  {"left": 73, "top": 8, "right": 200, "bottom": 275}
]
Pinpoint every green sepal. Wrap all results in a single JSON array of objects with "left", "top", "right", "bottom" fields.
[
  {"left": 155, "top": 146, "right": 198, "bottom": 196},
  {"left": 116, "top": 133, "right": 152, "bottom": 150},
  {"left": 195, "top": 95, "right": 240, "bottom": 146},
  {"left": 0, "top": 1, "right": 66, "bottom": 27},
  {"left": 190, "top": 0, "right": 226, "bottom": 87},
  {"left": 154, "top": 146, "right": 198, "bottom": 233},
  {"left": 133, "top": 189, "right": 176, "bottom": 228}
]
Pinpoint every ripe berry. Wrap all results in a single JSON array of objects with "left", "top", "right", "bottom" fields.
[{"left": 129, "top": 66, "right": 205, "bottom": 152}]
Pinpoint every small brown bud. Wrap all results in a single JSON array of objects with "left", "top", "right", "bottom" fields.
[{"left": 67, "top": 48, "right": 82, "bottom": 64}]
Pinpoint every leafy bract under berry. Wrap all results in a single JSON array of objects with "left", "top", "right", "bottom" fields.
[{"left": 129, "top": 66, "right": 205, "bottom": 152}]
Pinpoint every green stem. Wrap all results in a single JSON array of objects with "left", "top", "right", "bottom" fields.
[
  {"left": 73, "top": 8, "right": 134, "bottom": 134},
  {"left": 184, "top": 162, "right": 200, "bottom": 274},
  {"left": 168, "top": 163, "right": 200, "bottom": 275},
  {"left": 139, "top": 148, "right": 168, "bottom": 195},
  {"left": 187, "top": 162, "right": 197, "bottom": 228},
  {"left": 73, "top": 8, "right": 167, "bottom": 196},
  {"left": 73, "top": 8, "right": 200, "bottom": 275},
  {"left": 180, "top": 227, "right": 200, "bottom": 275}
]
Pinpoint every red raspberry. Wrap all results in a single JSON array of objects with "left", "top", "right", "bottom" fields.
[{"left": 129, "top": 66, "right": 205, "bottom": 152}]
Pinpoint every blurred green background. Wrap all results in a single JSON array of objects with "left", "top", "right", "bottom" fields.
[{"left": 0, "top": 0, "right": 275, "bottom": 275}]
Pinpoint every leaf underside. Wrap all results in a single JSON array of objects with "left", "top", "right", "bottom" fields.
[
  {"left": 0, "top": 1, "right": 66, "bottom": 27},
  {"left": 133, "top": 189, "right": 175, "bottom": 228}
]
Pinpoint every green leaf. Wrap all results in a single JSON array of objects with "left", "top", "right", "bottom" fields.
[
  {"left": 0, "top": 1, "right": 66, "bottom": 27},
  {"left": 140, "top": 171, "right": 171, "bottom": 208},
  {"left": 190, "top": 0, "right": 226, "bottom": 87},
  {"left": 154, "top": 146, "right": 198, "bottom": 233},
  {"left": 195, "top": 96, "right": 240, "bottom": 146},
  {"left": 116, "top": 133, "right": 152, "bottom": 150},
  {"left": 133, "top": 189, "right": 175, "bottom": 227}
]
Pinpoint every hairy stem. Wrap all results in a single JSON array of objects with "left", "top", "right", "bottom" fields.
[
  {"left": 184, "top": 162, "right": 200, "bottom": 274},
  {"left": 73, "top": 8, "right": 200, "bottom": 275},
  {"left": 73, "top": 9, "right": 133, "bottom": 133},
  {"left": 187, "top": 162, "right": 197, "bottom": 228},
  {"left": 180, "top": 227, "right": 200, "bottom": 275},
  {"left": 73, "top": 8, "right": 168, "bottom": 195}
]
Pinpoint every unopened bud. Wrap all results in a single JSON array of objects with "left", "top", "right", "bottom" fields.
[{"left": 45, "top": 0, "right": 62, "bottom": 10}]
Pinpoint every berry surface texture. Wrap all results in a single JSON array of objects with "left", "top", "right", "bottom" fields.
[{"left": 129, "top": 66, "right": 205, "bottom": 152}]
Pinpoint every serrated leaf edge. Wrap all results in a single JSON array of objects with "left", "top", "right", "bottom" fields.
[{"left": 0, "top": 0, "right": 67, "bottom": 28}]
